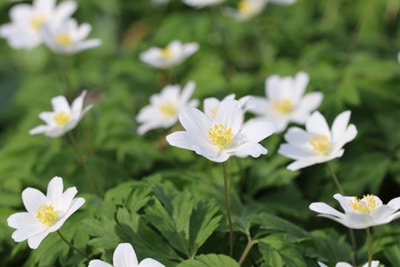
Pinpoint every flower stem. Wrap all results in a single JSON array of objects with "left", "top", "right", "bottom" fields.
[
  {"left": 366, "top": 227, "right": 373, "bottom": 267},
  {"left": 326, "top": 162, "right": 358, "bottom": 265},
  {"left": 222, "top": 160, "right": 234, "bottom": 256},
  {"left": 57, "top": 230, "right": 90, "bottom": 260},
  {"left": 238, "top": 238, "right": 258, "bottom": 265},
  {"left": 68, "top": 132, "right": 98, "bottom": 195}
]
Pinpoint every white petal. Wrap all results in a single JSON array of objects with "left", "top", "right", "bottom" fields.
[
  {"left": 71, "top": 91, "right": 87, "bottom": 117},
  {"left": 214, "top": 99, "right": 243, "bottom": 133},
  {"left": 47, "top": 176, "right": 63, "bottom": 203},
  {"left": 292, "top": 71, "right": 309, "bottom": 101},
  {"left": 29, "top": 125, "right": 52, "bottom": 135},
  {"left": 113, "top": 243, "right": 138, "bottom": 267},
  {"left": 179, "top": 106, "right": 212, "bottom": 140},
  {"left": 387, "top": 196, "right": 400, "bottom": 210},
  {"left": 239, "top": 119, "right": 275, "bottom": 143},
  {"left": 27, "top": 231, "right": 50, "bottom": 249},
  {"left": 88, "top": 260, "right": 114, "bottom": 267},
  {"left": 291, "top": 92, "right": 323, "bottom": 123},
  {"left": 309, "top": 202, "right": 345, "bottom": 219},
  {"left": 333, "top": 194, "right": 353, "bottom": 213},
  {"left": 51, "top": 96, "right": 71, "bottom": 114},
  {"left": 138, "top": 258, "right": 165, "bottom": 267},
  {"left": 305, "top": 111, "right": 331, "bottom": 137},
  {"left": 244, "top": 96, "right": 269, "bottom": 116},
  {"left": 182, "top": 42, "right": 199, "bottom": 56},
  {"left": 180, "top": 81, "right": 196, "bottom": 105},
  {"left": 286, "top": 159, "right": 319, "bottom": 170},
  {"left": 22, "top": 188, "right": 47, "bottom": 214}
]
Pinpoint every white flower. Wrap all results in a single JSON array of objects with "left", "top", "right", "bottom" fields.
[
  {"left": 166, "top": 98, "right": 276, "bottom": 162},
  {"left": 0, "top": 0, "right": 77, "bottom": 49},
  {"left": 7, "top": 176, "right": 85, "bottom": 249},
  {"left": 318, "top": 261, "right": 381, "bottom": 267},
  {"left": 310, "top": 194, "right": 400, "bottom": 229},
  {"left": 269, "top": 0, "right": 297, "bottom": 5},
  {"left": 88, "top": 243, "right": 164, "bottom": 267},
  {"left": 222, "top": 0, "right": 267, "bottom": 21},
  {"left": 203, "top": 94, "right": 250, "bottom": 119},
  {"left": 245, "top": 71, "right": 323, "bottom": 132},
  {"left": 139, "top": 40, "right": 199, "bottom": 69},
  {"left": 183, "top": 0, "right": 225, "bottom": 8},
  {"left": 278, "top": 110, "right": 357, "bottom": 171},
  {"left": 136, "top": 81, "right": 199, "bottom": 135},
  {"left": 42, "top": 18, "right": 101, "bottom": 54},
  {"left": 29, "top": 90, "right": 93, "bottom": 138}
]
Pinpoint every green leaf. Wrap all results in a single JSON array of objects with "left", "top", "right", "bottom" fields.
[{"left": 176, "top": 254, "right": 240, "bottom": 267}]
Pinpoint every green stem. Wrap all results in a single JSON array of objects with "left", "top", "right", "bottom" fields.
[
  {"left": 366, "top": 227, "right": 373, "bottom": 267},
  {"left": 222, "top": 160, "right": 234, "bottom": 256},
  {"left": 68, "top": 132, "right": 98, "bottom": 195},
  {"left": 326, "top": 162, "right": 344, "bottom": 195},
  {"left": 326, "top": 162, "right": 358, "bottom": 265},
  {"left": 57, "top": 230, "right": 90, "bottom": 260},
  {"left": 238, "top": 238, "right": 258, "bottom": 265}
]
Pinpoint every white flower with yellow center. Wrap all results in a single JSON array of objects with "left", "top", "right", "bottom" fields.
[
  {"left": 136, "top": 81, "right": 198, "bottom": 135},
  {"left": 43, "top": 18, "right": 101, "bottom": 54},
  {"left": 88, "top": 243, "right": 164, "bottom": 267},
  {"left": 278, "top": 110, "right": 357, "bottom": 171},
  {"left": 318, "top": 261, "right": 381, "bottom": 267},
  {"left": 29, "top": 90, "right": 93, "bottom": 138},
  {"left": 166, "top": 98, "right": 275, "bottom": 162},
  {"left": 222, "top": 0, "right": 267, "bottom": 21},
  {"left": 245, "top": 71, "right": 323, "bottom": 133},
  {"left": 183, "top": 0, "right": 225, "bottom": 8},
  {"left": 203, "top": 94, "right": 250, "bottom": 119},
  {"left": 0, "top": 0, "right": 77, "bottom": 49},
  {"left": 7, "top": 176, "right": 85, "bottom": 249},
  {"left": 139, "top": 40, "right": 199, "bottom": 69},
  {"left": 310, "top": 194, "right": 400, "bottom": 229}
]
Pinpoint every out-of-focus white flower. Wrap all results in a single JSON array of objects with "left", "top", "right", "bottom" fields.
[
  {"left": 88, "top": 243, "right": 165, "bottom": 267},
  {"left": 136, "top": 81, "right": 199, "bottom": 135},
  {"left": 183, "top": 0, "right": 225, "bottom": 8},
  {"left": 43, "top": 18, "right": 101, "bottom": 54},
  {"left": 7, "top": 176, "right": 85, "bottom": 249},
  {"left": 29, "top": 90, "right": 93, "bottom": 138},
  {"left": 245, "top": 71, "right": 323, "bottom": 132},
  {"left": 318, "top": 261, "right": 381, "bottom": 267},
  {"left": 278, "top": 110, "right": 357, "bottom": 171},
  {"left": 222, "top": 0, "right": 267, "bottom": 21},
  {"left": 203, "top": 94, "right": 250, "bottom": 119},
  {"left": 0, "top": 0, "right": 77, "bottom": 49},
  {"left": 166, "top": 98, "right": 275, "bottom": 162},
  {"left": 310, "top": 194, "right": 400, "bottom": 229},
  {"left": 139, "top": 40, "right": 199, "bottom": 69},
  {"left": 269, "top": 0, "right": 297, "bottom": 5}
]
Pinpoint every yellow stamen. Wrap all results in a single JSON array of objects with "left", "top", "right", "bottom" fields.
[
  {"left": 54, "top": 111, "right": 71, "bottom": 126},
  {"left": 55, "top": 33, "right": 72, "bottom": 46},
  {"left": 208, "top": 124, "right": 233, "bottom": 149},
  {"left": 238, "top": 0, "right": 251, "bottom": 13},
  {"left": 160, "top": 47, "right": 173, "bottom": 59},
  {"left": 350, "top": 195, "right": 378, "bottom": 214},
  {"left": 272, "top": 98, "right": 293, "bottom": 114},
  {"left": 309, "top": 134, "right": 331, "bottom": 155},
  {"left": 159, "top": 102, "right": 177, "bottom": 118},
  {"left": 36, "top": 204, "right": 58, "bottom": 225},
  {"left": 30, "top": 14, "right": 47, "bottom": 30}
]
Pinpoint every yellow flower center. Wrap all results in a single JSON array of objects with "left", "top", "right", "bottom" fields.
[
  {"left": 36, "top": 204, "right": 59, "bottom": 225},
  {"left": 160, "top": 47, "right": 173, "bottom": 59},
  {"left": 208, "top": 124, "right": 233, "bottom": 149},
  {"left": 238, "top": 0, "right": 251, "bottom": 13},
  {"left": 55, "top": 33, "right": 72, "bottom": 46},
  {"left": 350, "top": 195, "right": 378, "bottom": 214},
  {"left": 309, "top": 134, "right": 331, "bottom": 155},
  {"left": 30, "top": 14, "right": 48, "bottom": 30},
  {"left": 159, "top": 102, "right": 177, "bottom": 118},
  {"left": 54, "top": 111, "right": 71, "bottom": 126},
  {"left": 272, "top": 98, "right": 293, "bottom": 114}
]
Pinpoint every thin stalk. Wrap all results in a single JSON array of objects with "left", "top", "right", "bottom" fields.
[
  {"left": 238, "top": 238, "right": 258, "bottom": 265},
  {"left": 222, "top": 160, "right": 234, "bottom": 256},
  {"left": 57, "top": 56, "right": 74, "bottom": 95},
  {"left": 366, "top": 227, "right": 373, "bottom": 267},
  {"left": 326, "top": 162, "right": 357, "bottom": 265},
  {"left": 68, "top": 132, "right": 98, "bottom": 195},
  {"left": 57, "top": 230, "right": 90, "bottom": 260}
]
